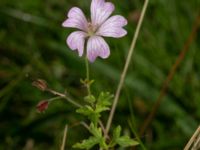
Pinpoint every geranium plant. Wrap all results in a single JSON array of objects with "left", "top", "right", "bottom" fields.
[{"left": 34, "top": 0, "right": 149, "bottom": 149}]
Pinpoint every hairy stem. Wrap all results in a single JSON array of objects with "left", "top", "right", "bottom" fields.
[
  {"left": 85, "top": 57, "right": 107, "bottom": 138},
  {"left": 85, "top": 57, "right": 91, "bottom": 96},
  {"left": 105, "top": 0, "right": 149, "bottom": 134},
  {"left": 46, "top": 88, "right": 82, "bottom": 108}
]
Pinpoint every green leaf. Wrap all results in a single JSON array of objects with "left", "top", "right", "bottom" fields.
[
  {"left": 95, "top": 105, "right": 110, "bottom": 113},
  {"left": 113, "top": 126, "right": 121, "bottom": 140},
  {"left": 116, "top": 136, "right": 139, "bottom": 147},
  {"left": 73, "top": 124, "right": 108, "bottom": 149},
  {"left": 97, "top": 92, "right": 113, "bottom": 107},
  {"left": 89, "top": 123, "right": 102, "bottom": 138},
  {"left": 84, "top": 95, "right": 96, "bottom": 104},
  {"left": 76, "top": 105, "right": 94, "bottom": 116},
  {"left": 99, "top": 137, "right": 108, "bottom": 149},
  {"left": 109, "top": 126, "right": 122, "bottom": 147},
  {"left": 76, "top": 106, "right": 100, "bottom": 124},
  {"left": 73, "top": 136, "right": 99, "bottom": 149}
]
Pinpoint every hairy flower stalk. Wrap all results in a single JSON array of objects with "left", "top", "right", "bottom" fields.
[{"left": 62, "top": 0, "right": 127, "bottom": 62}]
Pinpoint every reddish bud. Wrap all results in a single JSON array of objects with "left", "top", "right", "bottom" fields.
[
  {"left": 32, "top": 79, "right": 47, "bottom": 91},
  {"left": 36, "top": 100, "right": 49, "bottom": 113}
]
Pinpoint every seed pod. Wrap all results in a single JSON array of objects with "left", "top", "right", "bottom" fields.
[
  {"left": 36, "top": 100, "right": 49, "bottom": 113},
  {"left": 32, "top": 79, "right": 47, "bottom": 91}
]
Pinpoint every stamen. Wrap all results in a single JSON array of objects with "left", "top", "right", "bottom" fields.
[{"left": 87, "top": 22, "right": 97, "bottom": 36}]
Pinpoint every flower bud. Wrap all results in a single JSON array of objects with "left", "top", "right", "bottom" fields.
[
  {"left": 36, "top": 100, "right": 49, "bottom": 113},
  {"left": 32, "top": 79, "right": 47, "bottom": 91}
]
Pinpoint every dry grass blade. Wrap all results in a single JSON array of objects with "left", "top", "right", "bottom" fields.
[
  {"left": 105, "top": 0, "right": 149, "bottom": 135},
  {"left": 184, "top": 126, "right": 200, "bottom": 150},
  {"left": 61, "top": 125, "right": 68, "bottom": 150}
]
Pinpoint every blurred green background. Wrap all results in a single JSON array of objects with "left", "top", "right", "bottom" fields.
[{"left": 0, "top": 0, "right": 200, "bottom": 149}]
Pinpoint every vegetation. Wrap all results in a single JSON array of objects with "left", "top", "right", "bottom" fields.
[{"left": 0, "top": 0, "right": 200, "bottom": 149}]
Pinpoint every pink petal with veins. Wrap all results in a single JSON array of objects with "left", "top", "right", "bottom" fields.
[
  {"left": 87, "top": 36, "right": 110, "bottom": 62},
  {"left": 67, "top": 31, "right": 87, "bottom": 56},
  {"left": 91, "top": 0, "right": 115, "bottom": 26},
  {"left": 62, "top": 7, "right": 88, "bottom": 31},
  {"left": 96, "top": 15, "right": 127, "bottom": 38}
]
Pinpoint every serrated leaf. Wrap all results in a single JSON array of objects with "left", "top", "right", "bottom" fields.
[
  {"left": 116, "top": 136, "right": 139, "bottom": 147},
  {"left": 90, "top": 123, "right": 102, "bottom": 138},
  {"left": 73, "top": 136, "right": 99, "bottom": 149},
  {"left": 95, "top": 105, "right": 110, "bottom": 113},
  {"left": 76, "top": 105, "right": 94, "bottom": 116},
  {"left": 97, "top": 92, "right": 113, "bottom": 107},
  {"left": 109, "top": 126, "right": 122, "bottom": 147},
  {"left": 77, "top": 106, "right": 100, "bottom": 124},
  {"left": 99, "top": 137, "right": 108, "bottom": 149}
]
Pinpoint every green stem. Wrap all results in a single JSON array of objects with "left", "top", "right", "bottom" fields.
[
  {"left": 48, "top": 96, "right": 62, "bottom": 102},
  {"left": 85, "top": 57, "right": 91, "bottom": 96}
]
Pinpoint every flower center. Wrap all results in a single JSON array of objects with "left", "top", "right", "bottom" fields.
[{"left": 87, "top": 22, "right": 97, "bottom": 36}]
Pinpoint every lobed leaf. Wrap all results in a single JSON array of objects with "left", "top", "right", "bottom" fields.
[
  {"left": 73, "top": 136, "right": 99, "bottom": 149},
  {"left": 116, "top": 136, "right": 139, "bottom": 147}
]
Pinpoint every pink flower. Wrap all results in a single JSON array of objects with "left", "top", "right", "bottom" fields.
[{"left": 62, "top": 0, "right": 127, "bottom": 62}]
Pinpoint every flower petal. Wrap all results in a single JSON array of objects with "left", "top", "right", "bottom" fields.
[
  {"left": 91, "top": 0, "right": 115, "bottom": 26},
  {"left": 62, "top": 7, "right": 88, "bottom": 31},
  {"left": 67, "top": 31, "right": 87, "bottom": 56},
  {"left": 96, "top": 15, "right": 128, "bottom": 38},
  {"left": 87, "top": 36, "right": 110, "bottom": 62}
]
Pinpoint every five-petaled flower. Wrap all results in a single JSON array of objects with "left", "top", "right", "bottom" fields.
[{"left": 62, "top": 0, "right": 127, "bottom": 62}]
